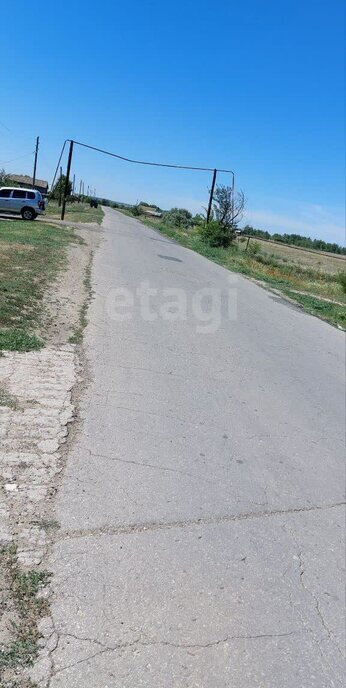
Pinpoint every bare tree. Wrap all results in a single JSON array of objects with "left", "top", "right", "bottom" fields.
[{"left": 213, "top": 185, "right": 245, "bottom": 228}]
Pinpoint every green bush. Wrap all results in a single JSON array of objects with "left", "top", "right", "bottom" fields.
[
  {"left": 337, "top": 272, "right": 346, "bottom": 293},
  {"left": 164, "top": 208, "right": 193, "bottom": 229},
  {"left": 199, "top": 220, "right": 236, "bottom": 248},
  {"left": 131, "top": 205, "right": 140, "bottom": 216},
  {"left": 247, "top": 240, "right": 261, "bottom": 256},
  {"left": 50, "top": 175, "right": 72, "bottom": 200},
  {"left": 192, "top": 213, "right": 204, "bottom": 226}
]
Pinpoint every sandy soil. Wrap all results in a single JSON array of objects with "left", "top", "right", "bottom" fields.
[{"left": 41, "top": 222, "right": 102, "bottom": 345}]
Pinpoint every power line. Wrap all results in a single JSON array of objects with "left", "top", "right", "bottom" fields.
[
  {"left": 56, "top": 138, "right": 236, "bottom": 221},
  {"left": 0, "top": 151, "right": 34, "bottom": 166},
  {"left": 0, "top": 120, "right": 12, "bottom": 133},
  {"left": 72, "top": 138, "right": 235, "bottom": 175},
  {"left": 51, "top": 140, "right": 67, "bottom": 189}
]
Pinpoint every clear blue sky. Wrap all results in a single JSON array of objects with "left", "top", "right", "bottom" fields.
[{"left": 1, "top": 0, "right": 344, "bottom": 242}]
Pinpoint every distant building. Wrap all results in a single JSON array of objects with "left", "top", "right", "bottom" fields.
[
  {"left": 7, "top": 174, "right": 49, "bottom": 196},
  {"left": 139, "top": 205, "right": 162, "bottom": 217}
]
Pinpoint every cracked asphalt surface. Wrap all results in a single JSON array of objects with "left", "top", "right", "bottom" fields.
[{"left": 40, "top": 207, "right": 345, "bottom": 687}]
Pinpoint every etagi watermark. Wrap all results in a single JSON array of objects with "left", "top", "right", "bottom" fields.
[{"left": 105, "top": 276, "right": 237, "bottom": 334}]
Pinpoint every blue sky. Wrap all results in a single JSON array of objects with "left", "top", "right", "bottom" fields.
[{"left": 1, "top": 0, "right": 344, "bottom": 242}]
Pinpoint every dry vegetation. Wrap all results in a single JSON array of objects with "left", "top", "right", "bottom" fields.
[{"left": 239, "top": 236, "right": 345, "bottom": 275}]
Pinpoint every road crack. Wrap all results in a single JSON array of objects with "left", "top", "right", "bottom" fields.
[
  {"left": 58, "top": 501, "right": 345, "bottom": 541},
  {"left": 48, "top": 630, "right": 300, "bottom": 677}
]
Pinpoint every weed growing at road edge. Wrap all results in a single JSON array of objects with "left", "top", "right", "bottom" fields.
[
  {"left": 30, "top": 519, "right": 60, "bottom": 533},
  {"left": 0, "top": 386, "right": 20, "bottom": 410},
  {"left": 0, "top": 544, "right": 51, "bottom": 682},
  {"left": 69, "top": 251, "right": 93, "bottom": 344}
]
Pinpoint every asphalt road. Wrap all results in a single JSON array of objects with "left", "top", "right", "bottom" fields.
[{"left": 48, "top": 207, "right": 345, "bottom": 687}]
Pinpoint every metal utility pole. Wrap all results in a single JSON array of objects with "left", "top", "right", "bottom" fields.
[
  {"left": 61, "top": 140, "right": 74, "bottom": 220},
  {"left": 58, "top": 166, "right": 63, "bottom": 206},
  {"left": 32, "top": 136, "right": 39, "bottom": 188},
  {"left": 87, "top": 185, "right": 89, "bottom": 196},
  {"left": 206, "top": 169, "right": 217, "bottom": 224}
]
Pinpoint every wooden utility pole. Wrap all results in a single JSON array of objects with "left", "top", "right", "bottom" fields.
[
  {"left": 32, "top": 136, "right": 39, "bottom": 188},
  {"left": 61, "top": 140, "right": 74, "bottom": 220},
  {"left": 206, "top": 169, "right": 217, "bottom": 224}
]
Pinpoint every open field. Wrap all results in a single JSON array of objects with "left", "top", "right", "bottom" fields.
[
  {"left": 0, "top": 219, "right": 79, "bottom": 351},
  {"left": 239, "top": 236, "right": 345, "bottom": 274},
  {"left": 45, "top": 201, "right": 104, "bottom": 224},
  {"left": 141, "top": 216, "right": 346, "bottom": 329}
]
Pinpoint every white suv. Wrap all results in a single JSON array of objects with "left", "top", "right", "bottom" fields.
[{"left": 0, "top": 187, "right": 45, "bottom": 220}]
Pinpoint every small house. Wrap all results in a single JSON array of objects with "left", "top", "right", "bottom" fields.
[{"left": 7, "top": 174, "right": 49, "bottom": 196}]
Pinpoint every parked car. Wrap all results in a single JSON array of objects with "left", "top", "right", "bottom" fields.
[{"left": 0, "top": 187, "right": 45, "bottom": 220}]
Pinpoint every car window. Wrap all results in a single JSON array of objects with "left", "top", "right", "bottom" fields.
[
  {"left": 0, "top": 189, "right": 12, "bottom": 198},
  {"left": 12, "top": 190, "right": 27, "bottom": 199},
  {"left": 27, "top": 191, "right": 35, "bottom": 199}
]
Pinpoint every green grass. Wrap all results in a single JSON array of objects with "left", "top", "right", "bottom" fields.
[
  {"left": 282, "top": 291, "right": 346, "bottom": 329},
  {"left": 0, "top": 545, "right": 51, "bottom": 676},
  {"left": 337, "top": 271, "right": 346, "bottom": 294},
  {"left": 142, "top": 219, "right": 346, "bottom": 329},
  {"left": 46, "top": 201, "right": 104, "bottom": 224},
  {"left": 0, "top": 219, "right": 77, "bottom": 351},
  {"left": 0, "top": 330, "right": 42, "bottom": 352}
]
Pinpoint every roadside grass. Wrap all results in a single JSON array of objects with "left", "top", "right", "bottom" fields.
[
  {"left": 281, "top": 291, "right": 346, "bottom": 329},
  {"left": 142, "top": 219, "right": 346, "bottom": 329},
  {"left": 46, "top": 201, "right": 103, "bottom": 224},
  {"left": 0, "top": 544, "right": 50, "bottom": 679},
  {"left": 69, "top": 251, "right": 93, "bottom": 344},
  {"left": 0, "top": 219, "right": 77, "bottom": 351}
]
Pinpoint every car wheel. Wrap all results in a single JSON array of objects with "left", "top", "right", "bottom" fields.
[{"left": 21, "top": 207, "right": 36, "bottom": 221}]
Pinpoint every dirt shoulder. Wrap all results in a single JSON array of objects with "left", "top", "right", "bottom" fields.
[
  {"left": 41, "top": 221, "right": 102, "bottom": 346},
  {"left": 0, "top": 213, "right": 103, "bottom": 686}
]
